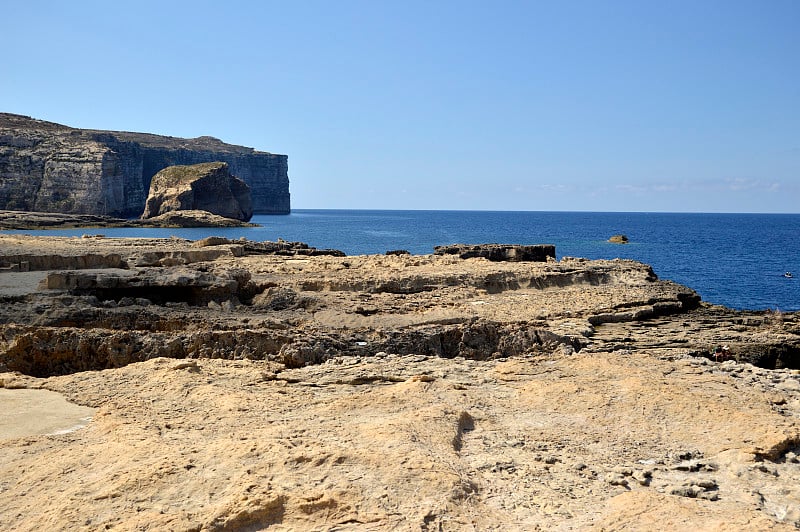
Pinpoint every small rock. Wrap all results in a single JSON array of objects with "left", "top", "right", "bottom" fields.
[
  {"left": 778, "top": 506, "right": 800, "bottom": 525},
  {"left": 632, "top": 469, "right": 653, "bottom": 485},
  {"left": 171, "top": 360, "right": 199, "bottom": 371},
  {"left": 669, "top": 485, "right": 702, "bottom": 498},
  {"left": 697, "top": 491, "right": 719, "bottom": 501},
  {"left": 765, "top": 391, "right": 788, "bottom": 405},
  {"left": 751, "top": 464, "right": 779, "bottom": 476},
  {"left": 776, "top": 379, "right": 800, "bottom": 392},
  {"left": 605, "top": 473, "right": 629, "bottom": 487},
  {"left": 487, "top": 461, "right": 516, "bottom": 473},
  {"left": 694, "top": 479, "right": 718, "bottom": 490},
  {"left": 672, "top": 459, "right": 715, "bottom": 472},
  {"left": 557, "top": 344, "right": 575, "bottom": 356}
]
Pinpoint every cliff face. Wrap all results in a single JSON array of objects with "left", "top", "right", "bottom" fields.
[{"left": 0, "top": 113, "right": 289, "bottom": 216}]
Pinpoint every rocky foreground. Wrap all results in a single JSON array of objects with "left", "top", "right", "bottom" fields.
[{"left": 0, "top": 234, "right": 799, "bottom": 530}]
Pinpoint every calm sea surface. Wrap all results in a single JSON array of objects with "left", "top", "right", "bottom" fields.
[{"left": 4, "top": 210, "right": 799, "bottom": 312}]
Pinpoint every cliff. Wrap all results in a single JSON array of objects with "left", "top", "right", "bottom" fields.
[{"left": 0, "top": 113, "right": 289, "bottom": 216}]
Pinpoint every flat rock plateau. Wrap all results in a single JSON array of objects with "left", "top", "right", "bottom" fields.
[{"left": 1, "top": 234, "right": 799, "bottom": 531}]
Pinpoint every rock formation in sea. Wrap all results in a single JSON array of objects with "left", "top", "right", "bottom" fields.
[
  {"left": 141, "top": 162, "right": 253, "bottom": 222},
  {"left": 0, "top": 112, "right": 290, "bottom": 216},
  {"left": 1, "top": 235, "right": 799, "bottom": 529}
]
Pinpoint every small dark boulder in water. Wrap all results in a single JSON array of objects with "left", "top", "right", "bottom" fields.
[{"left": 608, "top": 234, "right": 629, "bottom": 244}]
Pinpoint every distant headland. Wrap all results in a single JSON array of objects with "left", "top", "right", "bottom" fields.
[{"left": 0, "top": 113, "right": 290, "bottom": 217}]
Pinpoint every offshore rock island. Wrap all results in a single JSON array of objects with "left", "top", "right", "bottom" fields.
[
  {"left": 0, "top": 113, "right": 290, "bottom": 216},
  {"left": 0, "top": 235, "right": 799, "bottom": 530}
]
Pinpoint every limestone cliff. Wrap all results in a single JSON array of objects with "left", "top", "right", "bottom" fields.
[{"left": 0, "top": 113, "right": 289, "bottom": 216}]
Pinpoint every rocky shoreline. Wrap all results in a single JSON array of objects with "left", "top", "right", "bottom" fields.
[
  {"left": 0, "top": 209, "right": 257, "bottom": 229},
  {"left": 1, "top": 234, "right": 799, "bottom": 530}
]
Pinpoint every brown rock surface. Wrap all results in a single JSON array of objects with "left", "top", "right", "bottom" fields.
[{"left": 0, "top": 234, "right": 799, "bottom": 530}]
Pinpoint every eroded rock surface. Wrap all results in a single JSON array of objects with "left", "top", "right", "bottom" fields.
[{"left": 0, "top": 234, "right": 799, "bottom": 530}]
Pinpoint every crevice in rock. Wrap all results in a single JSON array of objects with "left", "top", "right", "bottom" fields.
[
  {"left": 452, "top": 411, "right": 475, "bottom": 452},
  {"left": 756, "top": 436, "right": 800, "bottom": 462}
]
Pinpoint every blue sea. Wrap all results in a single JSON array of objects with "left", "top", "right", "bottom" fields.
[{"left": 4, "top": 210, "right": 799, "bottom": 312}]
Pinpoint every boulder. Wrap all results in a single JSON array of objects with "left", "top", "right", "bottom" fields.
[{"left": 141, "top": 162, "right": 254, "bottom": 221}]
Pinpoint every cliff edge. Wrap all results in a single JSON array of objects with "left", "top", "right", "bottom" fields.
[{"left": 0, "top": 113, "right": 290, "bottom": 216}]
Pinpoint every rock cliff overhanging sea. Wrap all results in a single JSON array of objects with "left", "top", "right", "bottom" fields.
[{"left": 1, "top": 233, "right": 799, "bottom": 530}]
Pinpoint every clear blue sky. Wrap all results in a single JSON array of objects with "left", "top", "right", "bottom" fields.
[{"left": 3, "top": 0, "right": 798, "bottom": 212}]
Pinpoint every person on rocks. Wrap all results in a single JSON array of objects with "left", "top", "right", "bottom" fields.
[
  {"left": 713, "top": 345, "right": 732, "bottom": 362},
  {"left": 714, "top": 346, "right": 724, "bottom": 362}
]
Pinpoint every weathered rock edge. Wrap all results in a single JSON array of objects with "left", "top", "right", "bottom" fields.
[
  {"left": 434, "top": 243, "right": 555, "bottom": 262},
  {"left": 0, "top": 235, "right": 703, "bottom": 377},
  {"left": 1, "top": 235, "right": 798, "bottom": 379}
]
